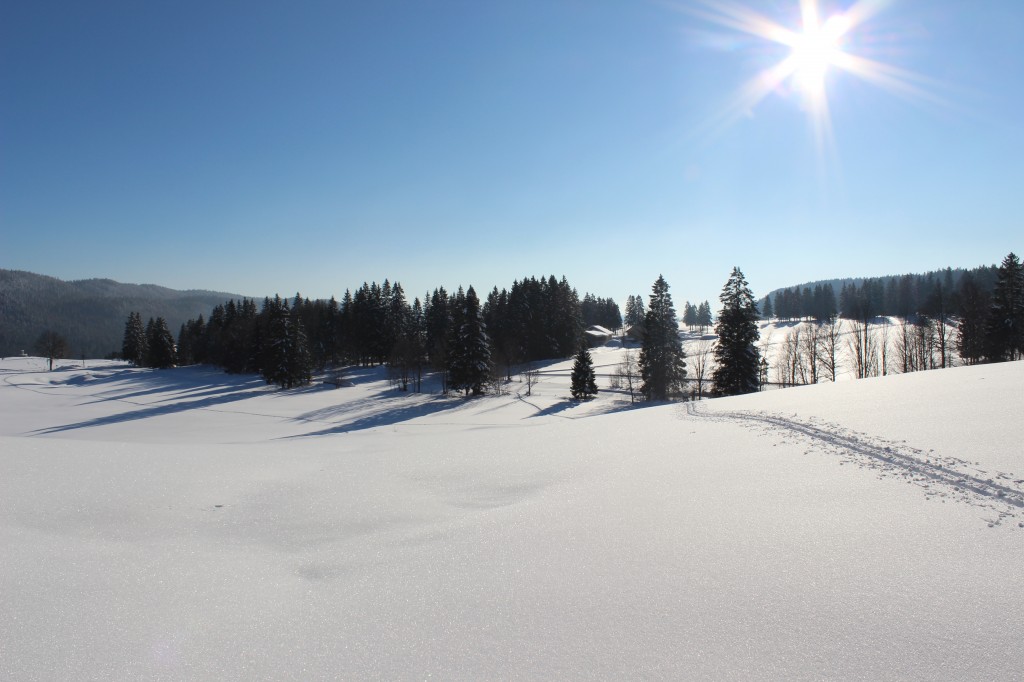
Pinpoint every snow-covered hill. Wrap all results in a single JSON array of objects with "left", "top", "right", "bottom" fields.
[{"left": 2, "top": 352, "right": 1022, "bottom": 680}]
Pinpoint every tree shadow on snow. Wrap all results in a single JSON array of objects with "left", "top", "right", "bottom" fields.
[
  {"left": 284, "top": 395, "right": 467, "bottom": 437},
  {"left": 29, "top": 369, "right": 271, "bottom": 435}
]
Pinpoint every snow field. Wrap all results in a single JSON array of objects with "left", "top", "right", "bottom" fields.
[{"left": 2, "top": 353, "right": 1023, "bottom": 679}]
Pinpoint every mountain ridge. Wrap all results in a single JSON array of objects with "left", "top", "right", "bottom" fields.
[{"left": 0, "top": 268, "right": 246, "bottom": 358}]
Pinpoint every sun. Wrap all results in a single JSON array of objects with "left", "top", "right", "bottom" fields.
[
  {"left": 685, "top": 0, "right": 933, "bottom": 158},
  {"left": 788, "top": 14, "right": 851, "bottom": 98}
]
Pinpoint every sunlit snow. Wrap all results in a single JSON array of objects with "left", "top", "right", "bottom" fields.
[{"left": 2, "top": 341, "right": 1022, "bottom": 679}]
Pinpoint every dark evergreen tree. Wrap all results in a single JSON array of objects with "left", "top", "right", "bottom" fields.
[
  {"left": 818, "top": 283, "right": 837, "bottom": 321},
  {"left": 697, "top": 301, "right": 713, "bottom": 333},
  {"left": 570, "top": 345, "right": 598, "bottom": 400},
  {"left": 181, "top": 314, "right": 206, "bottom": 365},
  {"left": 426, "top": 287, "right": 451, "bottom": 392},
  {"left": 286, "top": 305, "right": 313, "bottom": 387},
  {"left": 408, "top": 297, "right": 428, "bottom": 391},
  {"left": 956, "top": 273, "right": 989, "bottom": 365},
  {"left": 145, "top": 317, "right": 176, "bottom": 369},
  {"left": 712, "top": 267, "right": 761, "bottom": 396},
  {"left": 683, "top": 301, "right": 698, "bottom": 329},
  {"left": 484, "top": 286, "right": 519, "bottom": 380},
  {"left": 760, "top": 295, "right": 774, "bottom": 320},
  {"left": 338, "top": 290, "right": 355, "bottom": 364},
  {"left": 624, "top": 294, "right": 646, "bottom": 331},
  {"left": 638, "top": 275, "right": 687, "bottom": 401},
  {"left": 448, "top": 286, "right": 491, "bottom": 397},
  {"left": 122, "top": 312, "right": 147, "bottom": 366},
  {"left": 581, "top": 293, "right": 622, "bottom": 330},
  {"left": 260, "top": 296, "right": 313, "bottom": 389},
  {"left": 984, "top": 252, "right": 1024, "bottom": 362}
]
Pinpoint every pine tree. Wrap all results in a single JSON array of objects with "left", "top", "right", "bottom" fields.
[
  {"left": 448, "top": 286, "right": 492, "bottom": 397},
  {"left": 638, "top": 275, "right": 687, "bottom": 401},
  {"left": 570, "top": 345, "right": 598, "bottom": 400},
  {"left": 984, "top": 252, "right": 1024, "bottom": 362},
  {"left": 712, "top": 267, "right": 761, "bottom": 396},
  {"left": 761, "top": 295, "right": 774, "bottom": 320},
  {"left": 122, "top": 312, "right": 147, "bottom": 366}
]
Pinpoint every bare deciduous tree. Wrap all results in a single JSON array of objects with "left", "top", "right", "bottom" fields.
[
  {"left": 689, "top": 338, "right": 715, "bottom": 399},
  {"left": 878, "top": 318, "right": 891, "bottom": 376},
  {"left": 896, "top": 318, "right": 914, "bottom": 373},
  {"left": 817, "top": 317, "right": 843, "bottom": 382},
  {"left": 801, "top": 322, "right": 821, "bottom": 385},
  {"left": 846, "top": 318, "right": 878, "bottom": 379},
  {"left": 521, "top": 365, "right": 539, "bottom": 397},
  {"left": 779, "top": 326, "right": 804, "bottom": 387},
  {"left": 35, "top": 330, "right": 68, "bottom": 371},
  {"left": 615, "top": 349, "right": 640, "bottom": 404},
  {"left": 933, "top": 317, "right": 955, "bottom": 368}
]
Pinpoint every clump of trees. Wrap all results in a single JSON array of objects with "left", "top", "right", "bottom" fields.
[
  {"left": 121, "top": 313, "right": 176, "bottom": 370},
  {"left": 763, "top": 284, "right": 837, "bottom": 322},
  {"left": 166, "top": 274, "right": 611, "bottom": 394},
  {"left": 978, "top": 252, "right": 1024, "bottom": 362},
  {"left": 580, "top": 294, "right": 622, "bottom": 331},
  {"left": 624, "top": 294, "right": 646, "bottom": 335},
  {"left": 682, "top": 301, "right": 713, "bottom": 333}
]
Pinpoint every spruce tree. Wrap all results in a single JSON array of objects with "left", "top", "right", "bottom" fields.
[
  {"left": 638, "top": 275, "right": 687, "bottom": 401},
  {"left": 262, "top": 296, "right": 292, "bottom": 388},
  {"left": 683, "top": 302, "right": 698, "bottom": 330},
  {"left": 145, "top": 317, "right": 176, "bottom": 369},
  {"left": 286, "top": 307, "right": 313, "bottom": 387},
  {"left": 448, "top": 286, "right": 491, "bottom": 397},
  {"left": 984, "top": 252, "right": 1024, "bottom": 362},
  {"left": 426, "top": 287, "right": 451, "bottom": 392},
  {"left": 697, "top": 301, "right": 713, "bottom": 333},
  {"left": 570, "top": 345, "right": 598, "bottom": 400},
  {"left": 712, "top": 267, "right": 761, "bottom": 396},
  {"left": 624, "top": 294, "right": 646, "bottom": 331},
  {"left": 122, "top": 312, "right": 147, "bottom": 366},
  {"left": 956, "top": 273, "right": 989, "bottom": 365}
]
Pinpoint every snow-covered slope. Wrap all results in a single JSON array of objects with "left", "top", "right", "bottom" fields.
[{"left": 2, "top": 354, "right": 1022, "bottom": 680}]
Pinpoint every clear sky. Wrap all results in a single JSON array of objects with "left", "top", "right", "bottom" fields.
[{"left": 2, "top": 0, "right": 1021, "bottom": 308}]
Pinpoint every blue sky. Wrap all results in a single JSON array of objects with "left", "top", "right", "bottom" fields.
[{"left": 2, "top": 0, "right": 1021, "bottom": 308}]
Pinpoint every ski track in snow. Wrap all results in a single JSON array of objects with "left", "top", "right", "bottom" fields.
[{"left": 685, "top": 401, "right": 1024, "bottom": 528}]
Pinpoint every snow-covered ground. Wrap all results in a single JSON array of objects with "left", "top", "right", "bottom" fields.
[{"left": 2, "top": 350, "right": 1022, "bottom": 680}]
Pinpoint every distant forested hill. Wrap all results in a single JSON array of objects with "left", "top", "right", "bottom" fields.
[
  {"left": 760, "top": 263, "right": 1003, "bottom": 320},
  {"left": 0, "top": 269, "right": 243, "bottom": 358}
]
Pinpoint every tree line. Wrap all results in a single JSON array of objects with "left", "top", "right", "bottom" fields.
[
  {"left": 122, "top": 275, "right": 622, "bottom": 392},
  {"left": 762, "top": 253, "right": 1023, "bottom": 383},
  {"left": 111, "top": 252, "right": 1021, "bottom": 399}
]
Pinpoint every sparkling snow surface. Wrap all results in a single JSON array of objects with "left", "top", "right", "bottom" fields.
[{"left": 2, "top": 350, "right": 1022, "bottom": 680}]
